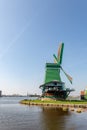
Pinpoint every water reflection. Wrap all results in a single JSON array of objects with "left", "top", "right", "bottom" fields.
[{"left": 40, "top": 107, "right": 71, "bottom": 130}]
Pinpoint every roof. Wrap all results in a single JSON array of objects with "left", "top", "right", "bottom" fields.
[{"left": 39, "top": 80, "right": 64, "bottom": 88}]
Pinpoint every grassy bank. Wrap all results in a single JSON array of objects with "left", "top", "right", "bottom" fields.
[{"left": 20, "top": 99, "right": 87, "bottom": 108}]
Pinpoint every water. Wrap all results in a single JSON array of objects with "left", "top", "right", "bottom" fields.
[{"left": 0, "top": 97, "right": 87, "bottom": 130}]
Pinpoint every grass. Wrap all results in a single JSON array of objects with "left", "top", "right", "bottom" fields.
[{"left": 20, "top": 99, "right": 87, "bottom": 105}]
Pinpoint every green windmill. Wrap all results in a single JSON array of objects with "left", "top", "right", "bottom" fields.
[{"left": 40, "top": 43, "right": 74, "bottom": 100}]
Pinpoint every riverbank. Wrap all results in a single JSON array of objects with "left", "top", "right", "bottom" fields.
[{"left": 20, "top": 99, "right": 87, "bottom": 109}]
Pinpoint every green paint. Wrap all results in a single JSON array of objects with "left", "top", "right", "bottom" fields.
[{"left": 44, "top": 63, "right": 61, "bottom": 83}]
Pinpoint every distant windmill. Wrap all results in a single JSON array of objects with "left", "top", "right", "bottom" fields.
[{"left": 40, "top": 43, "right": 74, "bottom": 100}]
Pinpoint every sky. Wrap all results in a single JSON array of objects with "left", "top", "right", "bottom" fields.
[{"left": 0, "top": 0, "right": 87, "bottom": 96}]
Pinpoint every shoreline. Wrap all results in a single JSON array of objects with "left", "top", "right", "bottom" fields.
[
  {"left": 20, "top": 99, "right": 87, "bottom": 113},
  {"left": 20, "top": 99, "right": 87, "bottom": 108}
]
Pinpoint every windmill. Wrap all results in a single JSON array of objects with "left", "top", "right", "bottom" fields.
[{"left": 40, "top": 43, "right": 74, "bottom": 100}]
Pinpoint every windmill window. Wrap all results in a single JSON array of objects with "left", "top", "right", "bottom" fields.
[{"left": 54, "top": 82, "right": 57, "bottom": 85}]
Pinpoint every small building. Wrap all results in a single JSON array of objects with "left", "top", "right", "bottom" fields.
[
  {"left": 80, "top": 88, "right": 87, "bottom": 100},
  {"left": 80, "top": 91, "right": 85, "bottom": 100}
]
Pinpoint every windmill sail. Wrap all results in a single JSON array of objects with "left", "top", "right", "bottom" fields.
[
  {"left": 58, "top": 43, "right": 64, "bottom": 64},
  {"left": 53, "top": 42, "right": 72, "bottom": 84},
  {"left": 53, "top": 54, "right": 58, "bottom": 63},
  {"left": 61, "top": 67, "right": 72, "bottom": 84}
]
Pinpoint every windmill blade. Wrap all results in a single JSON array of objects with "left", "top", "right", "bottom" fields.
[
  {"left": 58, "top": 43, "right": 64, "bottom": 65},
  {"left": 53, "top": 54, "right": 58, "bottom": 63},
  {"left": 61, "top": 67, "right": 72, "bottom": 84}
]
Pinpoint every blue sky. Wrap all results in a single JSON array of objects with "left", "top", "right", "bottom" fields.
[{"left": 0, "top": 0, "right": 87, "bottom": 95}]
